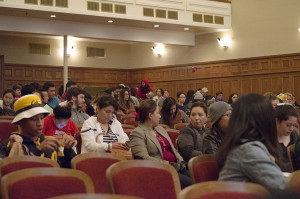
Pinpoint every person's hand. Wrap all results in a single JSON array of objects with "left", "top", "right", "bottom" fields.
[
  {"left": 56, "top": 134, "right": 77, "bottom": 149},
  {"left": 112, "top": 142, "right": 130, "bottom": 151},
  {"left": 9, "top": 134, "right": 23, "bottom": 145},
  {"left": 37, "top": 137, "right": 60, "bottom": 152}
]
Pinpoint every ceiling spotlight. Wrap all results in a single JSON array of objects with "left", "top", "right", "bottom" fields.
[
  {"left": 108, "top": 20, "right": 114, "bottom": 23},
  {"left": 298, "top": 28, "right": 300, "bottom": 32},
  {"left": 50, "top": 14, "right": 56, "bottom": 18},
  {"left": 153, "top": 24, "right": 160, "bottom": 28},
  {"left": 184, "top": 27, "right": 189, "bottom": 31}
]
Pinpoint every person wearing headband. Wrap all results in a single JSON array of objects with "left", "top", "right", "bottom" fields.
[{"left": 1, "top": 94, "right": 76, "bottom": 168}]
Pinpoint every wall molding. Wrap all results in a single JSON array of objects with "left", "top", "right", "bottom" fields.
[{"left": 2, "top": 53, "right": 300, "bottom": 103}]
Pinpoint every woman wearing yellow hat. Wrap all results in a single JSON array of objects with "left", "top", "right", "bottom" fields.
[{"left": 1, "top": 94, "right": 76, "bottom": 168}]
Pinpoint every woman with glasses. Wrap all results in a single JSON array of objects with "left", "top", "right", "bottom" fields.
[
  {"left": 177, "top": 92, "right": 190, "bottom": 116},
  {"left": 177, "top": 102, "right": 208, "bottom": 162},
  {"left": 81, "top": 95, "right": 129, "bottom": 153},
  {"left": 202, "top": 101, "right": 232, "bottom": 154}
]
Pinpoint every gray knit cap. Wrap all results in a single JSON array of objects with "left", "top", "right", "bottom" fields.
[
  {"left": 208, "top": 101, "right": 232, "bottom": 126},
  {"left": 194, "top": 91, "right": 203, "bottom": 100}
]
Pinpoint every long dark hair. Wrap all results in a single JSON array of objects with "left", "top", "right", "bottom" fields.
[
  {"left": 161, "top": 97, "right": 177, "bottom": 126},
  {"left": 228, "top": 93, "right": 238, "bottom": 104},
  {"left": 140, "top": 80, "right": 149, "bottom": 95},
  {"left": 119, "top": 89, "right": 134, "bottom": 110},
  {"left": 217, "top": 93, "right": 283, "bottom": 169},
  {"left": 184, "top": 90, "right": 195, "bottom": 105}
]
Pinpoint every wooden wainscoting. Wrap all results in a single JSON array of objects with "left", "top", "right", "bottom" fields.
[
  {"left": 129, "top": 53, "right": 300, "bottom": 102},
  {"left": 2, "top": 64, "right": 129, "bottom": 95},
  {"left": 1, "top": 53, "right": 300, "bottom": 103}
]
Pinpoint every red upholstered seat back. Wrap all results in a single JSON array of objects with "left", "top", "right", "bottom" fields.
[
  {"left": 166, "top": 130, "right": 179, "bottom": 149},
  {"left": 193, "top": 160, "right": 219, "bottom": 183},
  {"left": 76, "top": 157, "right": 121, "bottom": 193},
  {"left": 2, "top": 162, "right": 55, "bottom": 177},
  {"left": 0, "top": 121, "right": 18, "bottom": 141},
  {"left": 8, "top": 176, "right": 88, "bottom": 199},
  {"left": 112, "top": 167, "right": 177, "bottom": 199},
  {"left": 196, "top": 192, "right": 265, "bottom": 199}
]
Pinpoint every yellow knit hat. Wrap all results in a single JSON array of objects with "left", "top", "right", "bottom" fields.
[{"left": 12, "top": 94, "right": 49, "bottom": 124}]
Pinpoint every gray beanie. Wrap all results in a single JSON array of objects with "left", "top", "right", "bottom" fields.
[
  {"left": 194, "top": 91, "right": 203, "bottom": 100},
  {"left": 208, "top": 101, "right": 232, "bottom": 126}
]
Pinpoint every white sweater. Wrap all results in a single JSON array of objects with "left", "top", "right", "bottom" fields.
[{"left": 81, "top": 116, "right": 129, "bottom": 153}]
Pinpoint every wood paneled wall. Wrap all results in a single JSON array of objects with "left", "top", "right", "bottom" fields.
[
  {"left": 1, "top": 53, "right": 300, "bottom": 103},
  {"left": 130, "top": 53, "right": 300, "bottom": 102},
  {"left": 1, "top": 63, "right": 129, "bottom": 95}
]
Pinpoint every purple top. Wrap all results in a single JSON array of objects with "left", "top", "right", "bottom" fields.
[{"left": 156, "top": 133, "right": 176, "bottom": 163}]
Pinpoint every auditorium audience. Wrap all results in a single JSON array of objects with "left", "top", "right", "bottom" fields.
[
  {"left": 153, "top": 88, "right": 164, "bottom": 105},
  {"left": 43, "top": 81, "right": 60, "bottom": 108},
  {"left": 21, "top": 84, "right": 35, "bottom": 96},
  {"left": 81, "top": 95, "right": 129, "bottom": 153},
  {"left": 130, "top": 86, "right": 140, "bottom": 106},
  {"left": 85, "top": 92, "right": 95, "bottom": 117},
  {"left": 1, "top": 88, "right": 15, "bottom": 116},
  {"left": 118, "top": 89, "right": 134, "bottom": 114},
  {"left": 2, "top": 94, "right": 76, "bottom": 168},
  {"left": 184, "top": 90, "right": 195, "bottom": 106},
  {"left": 65, "top": 87, "right": 89, "bottom": 125},
  {"left": 177, "top": 102, "right": 207, "bottom": 162},
  {"left": 12, "top": 84, "right": 22, "bottom": 99},
  {"left": 215, "top": 91, "right": 227, "bottom": 102},
  {"left": 138, "top": 78, "right": 153, "bottom": 100},
  {"left": 217, "top": 93, "right": 285, "bottom": 190},
  {"left": 160, "top": 97, "right": 190, "bottom": 128},
  {"left": 43, "top": 105, "right": 78, "bottom": 137},
  {"left": 177, "top": 92, "right": 189, "bottom": 115},
  {"left": 158, "top": 89, "right": 169, "bottom": 107},
  {"left": 30, "top": 82, "right": 41, "bottom": 91},
  {"left": 61, "top": 80, "right": 77, "bottom": 101},
  {"left": 129, "top": 99, "right": 191, "bottom": 189},
  {"left": 37, "top": 88, "right": 53, "bottom": 115},
  {"left": 201, "top": 87, "right": 209, "bottom": 102},
  {"left": 285, "top": 92, "right": 300, "bottom": 109},
  {"left": 228, "top": 93, "right": 239, "bottom": 104},
  {"left": 275, "top": 103, "right": 299, "bottom": 172},
  {"left": 264, "top": 92, "right": 280, "bottom": 109},
  {"left": 203, "top": 102, "right": 232, "bottom": 154}
]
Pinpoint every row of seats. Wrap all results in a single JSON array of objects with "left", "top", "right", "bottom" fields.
[{"left": 1, "top": 153, "right": 300, "bottom": 199}]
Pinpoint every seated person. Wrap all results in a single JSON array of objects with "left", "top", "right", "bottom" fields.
[
  {"left": 81, "top": 95, "right": 129, "bottom": 153},
  {"left": 85, "top": 92, "right": 95, "bottom": 117},
  {"left": 1, "top": 95, "right": 76, "bottom": 168},
  {"left": 275, "top": 103, "right": 299, "bottom": 172},
  {"left": 177, "top": 92, "right": 190, "bottom": 116},
  {"left": 160, "top": 97, "right": 190, "bottom": 129},
  {"left": 177, "top": 102, "right": 207, "bottom": 162},
  {"left": 130, "top": 99, "right": 191, "bottom": 189},
  {"left": 203, "top": 102, "right": 232, "bottom": 154},
  {"left": 65, "top": 87, "right": 90, "bottom": 125},
  {"left": 218, "top": 94, "right": 285, "bottom": 191},
  {"left": 1, "top": 89, "right": 15, "bottom": 116},
  {"left": 118, "top": 89, "right": 134, "bottom": 114},
  {"left": 43, "top": 105, "right": 78, "bottom": 137}
]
